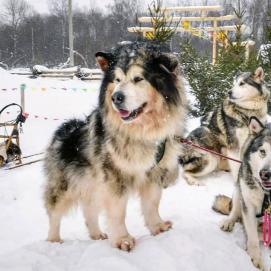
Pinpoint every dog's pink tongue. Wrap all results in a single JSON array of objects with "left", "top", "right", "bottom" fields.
[
  {"left": 119, "top": 109, "right": 130, "bottom": 118},
  {"left": 263, "top": 181, "right": 271, "bottom": 188}
]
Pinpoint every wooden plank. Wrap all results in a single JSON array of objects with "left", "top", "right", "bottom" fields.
[
  {"left": 39, "top": 74, "right": 74, "bottom": 78},
  {"left": 160, "top": 5, "right": 223, "bottom": 12},
  {"left": 20, "top": 84, "right": 25, "bottom": 112},
  {"left": 128, "top": 25, "right": 239, "bottom": 33},
  {"left": 0, "top": 135, "right": 18, "bottom": 139},
  {"left": 138, "top": 15, "right": 236, "bottom": 23},
  {"left": 0, "top": 124, "right": 15, "bottom": 127}
]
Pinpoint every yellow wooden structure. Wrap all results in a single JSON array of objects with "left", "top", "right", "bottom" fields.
[{"left": 128, "top": 5, "right": 241, "bottom": 64}]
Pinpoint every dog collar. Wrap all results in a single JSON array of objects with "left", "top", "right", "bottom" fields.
[{"left": 155, "top": 139, "right": 167, "bottom": 164}]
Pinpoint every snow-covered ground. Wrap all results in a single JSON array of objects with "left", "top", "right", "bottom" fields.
[{"left": 0, "top": 69, "right": 270, "bottom": 271}]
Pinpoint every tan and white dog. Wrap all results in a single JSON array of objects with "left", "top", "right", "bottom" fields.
[{"left": 43, "top": 41, "right": 186, "bottom": 251}]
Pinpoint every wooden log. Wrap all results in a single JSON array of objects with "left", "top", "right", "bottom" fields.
[
  {"left": 39, "top": 74, "right": 74, "bottom": 78},
  {"left": 10, "top": 72, "right": 32, "bottom": 75},
  {"left": 81, "top": 76, "right": 103, "bottom": 81}
]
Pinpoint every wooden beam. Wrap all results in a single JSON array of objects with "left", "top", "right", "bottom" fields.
[
  {"left": 128, "top": 25, "right": 240, "bottom": 33},
  {"left": 158, "top": 5, "right": 223, "bottom": 12},
  {"left": 212, "top": 21, "right": 217, "bottom": 64},
  {"left": 138, "top": 15, "right": 236, "bottom": 23},
  {"left": 0, "top": 136, "right": 18, "bottom": 139},
  {"left": 0, "top": 124, "right": 15, "bottom": 127}
]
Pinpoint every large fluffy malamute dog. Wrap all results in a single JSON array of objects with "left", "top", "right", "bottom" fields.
[
  {"left": 179, "top": 67, "right": 269, "bottom": 185},
  {"left": 44, "top": 42, "right": 186, "bottom": 251},
  {"left": 216, "top": 117, "right": 271, "bottom": 269}
]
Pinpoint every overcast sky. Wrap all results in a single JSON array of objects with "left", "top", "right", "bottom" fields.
[
  {"left": 0, "top": 0, "right": 221, "bottom": 14},
  {"left": 0, "top": 0, "right": 115, "bottom": 14}
]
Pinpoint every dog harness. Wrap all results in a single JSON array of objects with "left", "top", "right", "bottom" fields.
[
  {"left": 256, "top": 190, "right": 271, "bottom": 246},
  {"left": 263, "top": 206, "right": 271, "bottom": 247},
  {"left": 155, "top": 139, "right": 167, "bottom": 164}
]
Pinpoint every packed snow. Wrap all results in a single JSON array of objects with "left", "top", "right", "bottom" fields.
[{"left": 0, "top": 69, "right": 270, "bottom": 271}]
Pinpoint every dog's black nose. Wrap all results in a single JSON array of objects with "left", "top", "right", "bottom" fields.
[
  {"left": 228, "top": 90, "right": 232, "bottom": 97},
  {"left": 259, "top": 169, "right": 271, "bottom": 181},
  {"left": 112, "top": 91, "right": 125, "bottom": 105}
]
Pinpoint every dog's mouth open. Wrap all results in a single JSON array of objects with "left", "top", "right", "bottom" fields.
[
  {"left": 118, "top": 103, "right": 147, "bottom": 122},
  {"left": 261, "top": 180, "right": 271, "bottom": 190},
  {"left": 260, "top": 171, "right": 271, "bottom": 190}
]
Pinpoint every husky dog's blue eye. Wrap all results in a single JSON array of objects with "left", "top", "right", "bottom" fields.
[
  {"left": 260, "top": 149, "right": 266, "bottom": 157},
  {"left": 239, "top": 82, "right": 245, "bottom": 86},
  {"left": 134, "top": 76, "right": 143, "bottom": 83}
]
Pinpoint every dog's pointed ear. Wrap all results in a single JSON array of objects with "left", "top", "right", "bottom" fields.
[
  {"left": 253, "top": 67, "right": 265, "bottom": 81},
  {"left": 234, "top": 70, "right": 242, "bottom": 80},
  {"left": 249, "top": 117, "right": 264, "bottom": 134},
  {"left": 95, "top": 52, "right": 113, "bottom": 72},
  {"left": 157, "top": 53, "right": 180, "bottom": 77}
]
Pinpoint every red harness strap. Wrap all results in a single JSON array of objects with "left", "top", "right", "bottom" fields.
[
  {"left": 174, "top": 136, "right": 242, "bottom": 164},
  {"left": 175, "top": 136, "right": 271, "bottom": 245},
  {"left": 263, "top": 210, "right": 271, "bottom": 247}
]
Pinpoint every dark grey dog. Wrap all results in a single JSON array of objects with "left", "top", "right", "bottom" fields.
[
  {"left": 219, "top": 117, "right": 271, "bottom": 269},
  {"left": 180, "top": 67, "right": 269, "bottom": 185}
]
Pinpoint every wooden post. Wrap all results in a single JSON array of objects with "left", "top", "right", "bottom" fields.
[
  {"left": 31, "top": 27, "right": 35, "bottom": 63},
  {"left": 212, "top": 20, "right": 217, "bottom": 64},
  {"left": 20, "top": 84, "right": 26, "bottom": 112},
  {"left": 68, "top": 0, "right": 74, "bottom": 67},
  {"left": 224, "top": 30, "right": 229, "bottom": 48}
]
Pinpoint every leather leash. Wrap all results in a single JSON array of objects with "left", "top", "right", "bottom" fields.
[{"left": 174, "top": 136, "right": 242, "bottom": 164}]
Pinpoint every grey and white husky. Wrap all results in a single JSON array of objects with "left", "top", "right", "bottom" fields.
[
  {"left": 215, "top": 117, "right": 271, "bottom": 269},
  {"left": 179, "top": 67, "right": 269, "bottom": 185},
  {"left": 43, "top": 42, "right": 186, "bottom": 251}
]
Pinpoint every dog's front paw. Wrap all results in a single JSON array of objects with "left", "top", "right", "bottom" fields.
[
  {"left": 220, "top": 218, "right": 235, "bottom": 232},
  {"left": 184, "top": 175, "right": 204, "bottom": 186},
  {"left": 47, "top": 237, "right": 64, "bottom": 243},
  {"left": 248, "top": 247, "right": 263, "bottom": 270},
  {"left": 112, "top": 235, "right": 136, "bottom": 252},
  {"left": 90, "top": 232, "right": 108, "bottom": 240},
  {"left": 251, "top": 256, "right": 263, "bottom": 270},
  {"left": 149, "top": 220, "right": 172, "bottom": 235}
]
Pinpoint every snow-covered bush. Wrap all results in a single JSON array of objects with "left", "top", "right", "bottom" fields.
[{"left": 259, "top": 44, "right": 271, "bottom": 65}]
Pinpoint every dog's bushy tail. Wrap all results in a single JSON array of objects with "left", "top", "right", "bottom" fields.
[{"left": 212, "top": 195, "right": 232, "bottom": 215}]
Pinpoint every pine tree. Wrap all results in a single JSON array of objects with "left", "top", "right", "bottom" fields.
[
  {"left": 180, "top": 4, "right": 268, "bottom": 116},
  {"left": 145, "top": 0, "right": 179, "bottom": 43}
]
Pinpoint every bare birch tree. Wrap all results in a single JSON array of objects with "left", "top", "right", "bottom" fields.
[{"left": 2, "top": 0, "right": 29, "bottom": 56}]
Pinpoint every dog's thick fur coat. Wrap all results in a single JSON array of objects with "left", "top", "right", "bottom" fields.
[
  {"left": 180, "top": 67, "right": 269, "bottom": 185},
  {"left": 44, "top": 42, "right": 186, "bottom": 250},
  {"left": 218, "top": 118, "right": 271, "bottom": 269}
]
